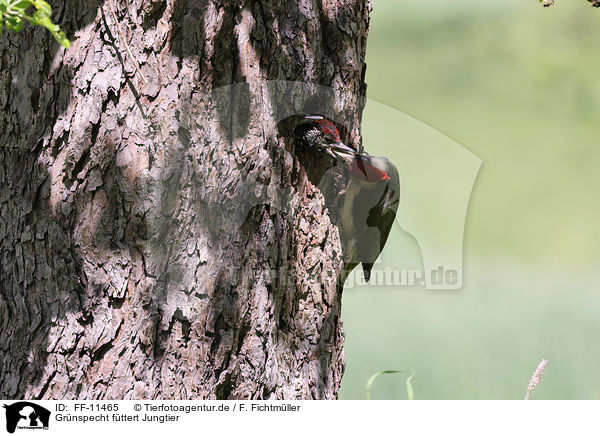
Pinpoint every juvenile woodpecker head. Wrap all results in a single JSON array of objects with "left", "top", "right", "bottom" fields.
[{"left": 295, "top": 114, "right": 356, "bottom": 159}]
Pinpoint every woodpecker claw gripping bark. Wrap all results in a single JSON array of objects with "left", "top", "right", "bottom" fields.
[{"left": 295, "top": 114, "right": 401, "bottom": 282}]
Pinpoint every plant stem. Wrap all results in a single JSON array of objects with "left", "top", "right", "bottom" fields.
[{"left": 105, "top": 0, "right": 147, "bottom": 84}]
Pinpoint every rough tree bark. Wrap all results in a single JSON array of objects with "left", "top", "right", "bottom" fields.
[{"left": 0, "top": 0, "right": 371, "bottom": 399}]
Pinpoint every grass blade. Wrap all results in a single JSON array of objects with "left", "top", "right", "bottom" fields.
[{"left": 365, "top": 370, "right": 415, "bottom": 400}]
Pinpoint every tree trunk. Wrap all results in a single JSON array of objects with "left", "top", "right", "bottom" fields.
[{"left": 0, "top": 0, "right": 371, "bottom": 399}]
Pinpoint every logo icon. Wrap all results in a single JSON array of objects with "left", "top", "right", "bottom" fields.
[{"left": 2, "top": 402, "right": 50, "bottom": 433}]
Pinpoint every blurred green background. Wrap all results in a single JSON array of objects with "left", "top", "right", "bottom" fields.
[{"left": 339, "top": 0, "right": 600, "bottom": 399}]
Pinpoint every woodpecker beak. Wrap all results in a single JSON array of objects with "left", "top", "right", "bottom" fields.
[{"left": 329, "top": 141, "right": 356, "bottom": 156}]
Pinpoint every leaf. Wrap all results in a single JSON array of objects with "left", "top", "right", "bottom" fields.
[
  {"left": 52, "top": 29, "right": 69, "bottom": 48},
  {"left": 29, "top": 9, "right": 59, "bottom": 32},
  {"left": 1, "top": 0, "right": 69, "bottom": 48},
  {"left": 11, "top": 1, "right": 33, "bottom": 13},
  {"left": 5, "top": 15, "right": 22, "bottom": 32},
  {"left": 33, "top": 0, "right": 51, "bottom": 17},
  {"left": 365, "top": 369, "right": 416, "bottom": 400}
]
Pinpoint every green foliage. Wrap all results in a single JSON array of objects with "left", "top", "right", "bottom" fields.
[
  {"left": 0, "top": 0, "right": 70, "bottom": 47},
  {"left": 340, "top": 0, "right": 600, "bottom": 400},
  {"left": 365, "top": 370, "right": 415, "bottom": 400}
]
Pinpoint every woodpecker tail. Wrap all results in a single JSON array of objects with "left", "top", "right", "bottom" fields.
[{"left": 362, "top": 263, "right": 374, "bottom": 282}]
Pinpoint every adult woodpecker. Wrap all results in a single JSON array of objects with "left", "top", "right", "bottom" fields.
[
  {"left": 339, "top": 153, "right": 400, "bottom": 281},
  {"left": 295, "top": 114, "right": 400, "bottom": 282}
]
